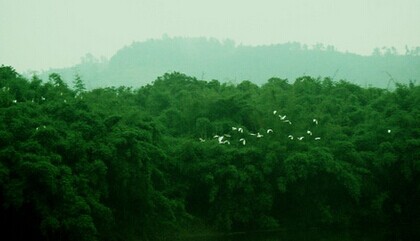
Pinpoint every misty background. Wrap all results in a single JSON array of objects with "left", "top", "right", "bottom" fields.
[
  {"left": 35, "top": 37, "right": 420, "bottom": 89},
  {"left": 1, "top": 0, "right": 420, "bottom": 87}
]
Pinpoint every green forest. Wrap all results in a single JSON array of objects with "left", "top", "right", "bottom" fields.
[{"left": 1, "top": 65, "right": 419, "bottom": 241}]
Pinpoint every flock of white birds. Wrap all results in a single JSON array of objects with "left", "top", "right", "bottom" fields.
[
  {"left": 199, "top": 110, "right": 323, "bottom": 146},
  {"left": 199, "top": 109, "right": 392, "bottom": 146}
]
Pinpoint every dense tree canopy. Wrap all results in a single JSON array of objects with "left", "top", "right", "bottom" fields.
[{"left": 1, "top": 66, "right": 419, "bottom": 240}]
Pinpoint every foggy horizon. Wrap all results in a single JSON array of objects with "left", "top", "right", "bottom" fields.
[
  {"left": 11, "top": 35, "right": 420, "bottom": 73},
  {"left": 1, "top": 0, "right": 420, "bottom": 72}
]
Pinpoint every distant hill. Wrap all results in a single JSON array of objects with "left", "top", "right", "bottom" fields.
[{"left": 38, "top": 37, "right": 420, "bottom": 89}]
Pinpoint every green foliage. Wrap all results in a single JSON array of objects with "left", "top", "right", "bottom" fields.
[
  {"left": 73, "top": 74, "right": 86, "bottom": 94},
  {"left": 1, "top": 66, "right": 419, "bottom": 240}
]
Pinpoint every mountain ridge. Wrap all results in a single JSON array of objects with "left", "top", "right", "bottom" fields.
[{"left": 36, "top": 37, "right": 420, "bottom": 89}]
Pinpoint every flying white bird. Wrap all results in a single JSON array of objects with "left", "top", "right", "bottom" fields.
[
  {"left": 267, "top": 129, "right": 273, "bottom": 134},
  {"left": 297, "top": 136, "right": 304, "bottom": 141},
  {"left": 288, "top": 135, "right": 294, "bottom": 140},
  {"left": 283, "top": 120, "right": 292, "bottom": 124},
  {"left": 238, "top": 128, "right": 243, "bottom": 133},
  {"left": 279, "top": 115, "right": 287, "bottom": 120},
  {"left": 41, "top": 96, "right": 45, "bottom": 101},
  {"left": 249, "top": 133, "right": 256, "bottom": 136},
  {"left": 199, "top": 138, "right": 206, "bottom": 142},
  {"left": 313, "top": 119, "right": 318, "bottom": 125},
  {"left": 239, "top": 138, "right": 246, "bottom": 145},
  {"left": 307, "top": 130, "right": 312, "bottom": 135},
  {"left": 224, "top": 134, "right": 231, "bottom": 138},
  {"left": 232, "top": 127, "right": 238, "bottom": 131},
  {"left": 222, "top": 140, "right": 230, "bottom": 145},
  {"left": 218, "top": 136, "right": 224, "bottom": 143},
  {"left": 314, "top": 137, "right": 321, "bottom": 140},
  {"left": 257, "top": 133, "right": 264, "bottom": 138},
  {"left": 387, "top": 129, "right": 391, "bottom": 133},
  {"left": 273, "top": 110, "right": 277, "bottom": 115}
]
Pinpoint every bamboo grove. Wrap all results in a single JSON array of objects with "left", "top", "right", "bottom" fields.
[{"left": 0, "top": 66, "right": 419, "bottom": 240}]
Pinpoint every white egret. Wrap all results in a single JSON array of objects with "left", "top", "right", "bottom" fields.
[
  {"left": 41, "top": 96, "right": 45, "bottom": 101},
  {"left": 297, "top": 136, "right": 304, "bottom": 141},
  {"left": 238, "top": 128, "right": 243, "bottom": 133},
  {"left": 257, "top": 133, "right": 264, "bottom": 138},
  {"left": 199, "top": 138, "right": 206, "bottom": 142},
  {"left": 387, "top": 129, "right": 391, "bottom": 133},
  {"left": 273, "top": 110, "right": 277, "bottom": 115},
  {"left": 224, "top": 134, "right": 231, "bottom": 138},
  {"left": 288, "top": 135, "right": 294, "bottom": 140},
  {"left": 267, "top": 129, "right": 273, "bottom": 134},
  {"left": 232, "top": 127, "right": 237, "bottom": 131},
  {"left": 249, "top": 133, "right": 256, "bottom": 136},
  {"left": 314, "top": 137, "right": 321, "bottom": 140},
  {"left": 223, "top": 140, "right": 230, "bottom": 145},
  {"left": 307, "top": 130, "right": 312, "bottom": 135},
  {"left": 279, "top": 115, "right": 287, "bottom": 120},
  {"left": 213, "top": 135, "right": 222, "bottom": 143},
  {"left": 239, "top": 138, "right": 246, "bottom": 145},
  {"left": 313, "top": 119, "right": 318, "bottom": 125},
  {"left": 12, "top": 100, "right": 17, "bottom": 103},
  {"left": 283, "top": 120, "right": 292, "bottom": 124}
]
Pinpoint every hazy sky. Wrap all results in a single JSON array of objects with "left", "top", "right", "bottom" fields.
[{"left": 1, "top": 0, "right": 420, "bottom": 72}]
